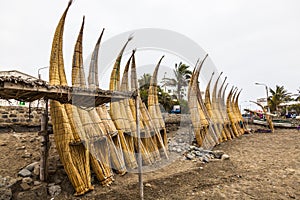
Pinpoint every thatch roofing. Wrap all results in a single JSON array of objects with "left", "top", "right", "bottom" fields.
[{"left": 0, "top": 76, "right": 134, "bottom": 107}]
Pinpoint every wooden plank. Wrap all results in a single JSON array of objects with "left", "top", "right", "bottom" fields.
[{"left": 0, "top": 81, "right": 134, "bottom": 106}]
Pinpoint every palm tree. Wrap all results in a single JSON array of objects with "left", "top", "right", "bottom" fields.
[
  {"left": 138, "top": 73, "right": 152, "bottom": 90},
  {"left": 296, "top": 87, "right": 300, "bottom": 101},
  {"left": 268, "top": 85, "right": 290, "bottom": 112},
  {"left": 163, "top": 62, "right": 192, "bottom": 101}
]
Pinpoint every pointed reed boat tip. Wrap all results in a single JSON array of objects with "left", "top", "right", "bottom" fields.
[
  {"left": 128, "top": 33, "right": 134, "bottom": 41},
  {"left": 68, "top": 0, "right": 73, "bottom": 7}
]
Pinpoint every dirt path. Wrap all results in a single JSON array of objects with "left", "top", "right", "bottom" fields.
[
  {"left": 0, "top": 126, "right": 299, "bottom": 199},
  {"left": 84, "top": 127, "right": 300, "bottom": 200}
]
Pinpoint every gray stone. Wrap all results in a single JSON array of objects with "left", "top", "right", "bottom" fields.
[
  {"left": 178, "top": 138, "right": 183, "bottom": 143},
  {"left": 48, "top": 185, "right": 61, "bottom": 197},
  {"left": 18, "top": 169, "right": 31, "bottom": 177},
  {"left": 22, "top": 177, "right": 33, "bottom": 184},
  {"left": 176, "top": 148, "right": 182, "bottom": 153},
  {"left": 202, "top": 149, "right": 213, "bottom": 154},
  {"left": 0, "top": 188, "right": 12, "bottom": 200},
  {"left": 212, "top": 150, "right": 225, "bottom": 159},
  {"left": 25, "top": 162, "right": 39, "bottom": 171},
  {"left": 172, "top": 141, "right": 178, "bottom": 146},
  {"left": 186, "top": 153, "right": 195, "bottom": 160},
  {"left": 170, "top": 147, "right": 177, "bottom": 152},
  {"left": 202, "top": 156, "right": 210, "bottom": 163},
  {"left": 195, "top": 147, "right": 204, "bottom": 152},
  {"left": 194, "top": 151, "right": 203, "bottom": 157},
  {"left": 221, "top": 154, "right": 230, "bottom": 160}
]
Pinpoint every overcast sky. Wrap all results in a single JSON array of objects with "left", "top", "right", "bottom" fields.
[{"left": 1, "top": 0, "right": 300, "bottom": 110}]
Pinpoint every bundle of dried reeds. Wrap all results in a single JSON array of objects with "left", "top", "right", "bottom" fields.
[
  {"left": 204, "top": 72, "right": 223, "bottom": 144},
  {"left": 222, "top": 83, "right": 235, "bottom": 139},
  {"left": 109, "top": 38, "right": 138, "bottom": 169},
  {"left": 49, "top": 1, "right": 92, "bottom": 195},
  {"left": 188, "top": 66, "right": 203, "bottom": 146},
  {"left": 194, "top": 58, "right": 218, "bottom": 148},
  {"left": 231, "top": 88, "right": 243, "bottom": 136},
  {"left": 130, "top": 52, "right": 163, "bottom": 162},
  {"left": 211, "top": 72, "right": 228, "bottom": 142},
  {"left": 147, "top": 56, "right": 168, "bottom": 155},
  {"left": 233, "top": 89, "right": 247, "bottom": 133},
  {"left": 226, "top": 87, "right": 240, "bottom": 137},
  {"left": 217, "top": 78, "right": 232, "bottom": 140},
  {"left": 120, "top": 52, "right": 153, "bottom": 165},
  {"left": 71, "top": 18, "right": 113, "bottom": 186},
  {"left": 88, "top": 29, "right": 126, "bottom": 175},
  {"left": 188, "top": 56, "right": 217, "bottom": 149}
]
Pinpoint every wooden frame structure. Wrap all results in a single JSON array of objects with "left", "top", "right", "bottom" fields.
[{"left": 0, "top": 76, "right": 144, "bottom": 197}]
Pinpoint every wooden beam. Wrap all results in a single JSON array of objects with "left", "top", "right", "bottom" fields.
[{"left": 0, "top": 81, "right": 134, "bottom": 107}]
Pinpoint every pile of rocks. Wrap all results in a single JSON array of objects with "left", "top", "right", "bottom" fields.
[
  {"left": 0, "top": 160, "right": 64, "bottom": 200},
  {"left": 168, "top": 128, "right": 194, "bottom": 153},
  {"left": 185, "top": 146, "right": 230, "bottom": 162}
]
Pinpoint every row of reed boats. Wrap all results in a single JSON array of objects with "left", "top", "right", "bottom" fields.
[
  {"left": 188, "top": 56, "right": 249, "bottom": 150},
  {"left": 48, "top": 1, "right": 248, "bottom": 195}
]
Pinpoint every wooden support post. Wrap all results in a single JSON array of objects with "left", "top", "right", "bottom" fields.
[
  {"left": 135, "top": 94, "right": 143, "bottom": 200},
  {"left": 40, "top": 99, "right": 50, "bottom": 181},
  {"left": 189, "top": 124, "right": 193, "bottom": 144}
]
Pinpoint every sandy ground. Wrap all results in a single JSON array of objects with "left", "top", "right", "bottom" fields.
[{"left": 0, "top": 125, "right": 299, "bottom": 199}]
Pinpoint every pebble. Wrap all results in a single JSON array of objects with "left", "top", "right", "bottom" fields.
[
  {"left": 176, "top": 148, "right": 182, "bottom": 153},
  {"left": 145, "top": 183, "right": 152, "bottom": 187},
  {"left": 22, "top": 177, "right": 33, "bottom": 184},
  {"left": 16, "top": 146, "right": 26, "bottom": 150},
  {"left": 202, "top": 156, "right": 210, "bottom": 163},
  {"left": 186, "top": 153, "right": 195, "bottom": 160},
  {"left": 48, "top": 185, "right": 61, "bottom": 197},
  {"left": 197, "top": 147, "right": 204, "bottom": 152},
  {"left": 33, "top": 181, "right": 42, "bottom": 186},
  {"left": 33, "top": 164, "right": 40, "bottom": 176},
  {"left": 0, "top": 188, "right": 12, "bottom": 200},
  {"left": 221, "top": 154, "right": 230, "bottom": 160},
  {"left": 0, "top": 142, "right": 7, "bottom": 146},
  {"left": 20, "top": 182, "right": 31, "bottom": 191},
  {"left": 194, "top": 151, "right": 203, "bottom": 157},
  {"left": 18, "top": 169, "right": 32, "bottom": 177},
  {"left": 25, "top": 162, "right": 39, "bottom": 171},
  {"left": 212, "top": 150, "right": 225, "bottom": 159},
  {"left": 171, "top": 141, "right": 178, "bottom": 146},
  {"left": 29, "top": 138, "right": 36, "bottom": 143},
  {"left": 22, "top": 153, "right": 32, "bottom": 158}
]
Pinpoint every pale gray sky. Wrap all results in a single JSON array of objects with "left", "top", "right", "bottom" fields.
[{"left": 1, "top": 0, "right": 300, "bottom": 110}]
